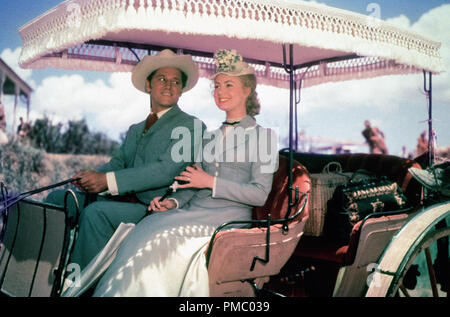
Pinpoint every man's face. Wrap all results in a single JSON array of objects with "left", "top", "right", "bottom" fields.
[{"left": 146, "top": 67, "right": 183, "bottom": 110}]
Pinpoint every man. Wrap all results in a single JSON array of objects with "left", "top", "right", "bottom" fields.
[
  {"left": 0, "top": 102, "right": 7, "bottom": 144},
  {"left": 0, "top": 102, "right": 6, "bottom": 133},
  {"left": 361, "top": 120, "right": 388, "bottom": 154},
  {"left": 47, "top": 49, "right": 204, "bottom": 270},
  {"left": 17, "top": 116, "right": 31, "bottom": 139},
  {"left": 416, "top": 131, "right": 428, "bottom": 157}
]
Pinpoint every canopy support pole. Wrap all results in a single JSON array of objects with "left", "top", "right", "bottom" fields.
[
  {"left": 282, "top": 44, "right": 295, "bottom": 231},
  {"left": 294, "top": 66, "right": 311, "bottom": 151},
  {"left": 423, "top": 70, "right": 434, "bottom": 166}
]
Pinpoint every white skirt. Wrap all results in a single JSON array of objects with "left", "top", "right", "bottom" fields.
[{"left": 92, "top": 207, "right": 230, "bottom": 297}]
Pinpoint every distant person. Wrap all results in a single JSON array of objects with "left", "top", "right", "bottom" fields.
[
  {"left": 0, "top": 102, "right": 7, "bottom": 144},
  {"left": 0, "top": 102, "right": 6, "bottom": 133},
  {"left": 416, "top": 131, "right": 428, "bottom": 157},
  {"left": 0, "top": 129, "right": 6, "bottom": 144},
  {"left": 17, "top": 116, "right": 31, "bottom": 138},
  {"left": 361, "top": 120, "right": 388, "bottom": 154},
  {"left": 401, "top": 145, "right": 407, "bottom": 158}
]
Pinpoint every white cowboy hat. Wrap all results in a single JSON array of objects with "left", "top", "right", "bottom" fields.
[{"left": 131, "top": 49, "right": 199, "bottom": 93}]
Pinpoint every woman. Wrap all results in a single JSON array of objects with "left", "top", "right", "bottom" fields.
[{"left": 93, "top": 49, "right": 278, "bottom": 296}]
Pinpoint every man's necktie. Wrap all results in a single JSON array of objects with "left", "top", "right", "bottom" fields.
[{"left": 144, "top": 113, "right": 158, "bottom": 133}]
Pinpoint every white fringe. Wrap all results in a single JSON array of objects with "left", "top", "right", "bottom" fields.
[{"left": 18, "top": 0, "right": 442, "bottom": 80}]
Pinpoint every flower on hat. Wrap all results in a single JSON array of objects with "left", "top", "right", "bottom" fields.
[
  {"left": 212, "top": 49, "right": 255, "bottom": 78},
  {"left": 214, "top": 49, "right": 243, "bottom": 73}
]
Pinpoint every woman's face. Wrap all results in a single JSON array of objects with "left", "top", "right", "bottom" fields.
[{"left": 213, "top": 74, "right": 250, "bottom": 117}]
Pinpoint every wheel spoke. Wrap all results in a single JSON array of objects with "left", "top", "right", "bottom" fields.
[{"left": 424, "top": 247, "right": 439, "bottom": 297}]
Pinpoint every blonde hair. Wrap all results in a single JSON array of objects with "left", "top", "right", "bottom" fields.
[{"left": 238, "top": 74, "right": 260, "bottom": 117}]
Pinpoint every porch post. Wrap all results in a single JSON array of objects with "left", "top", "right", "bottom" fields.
[
  {"left": 13, "top": 84, "right": 19, "bottom": 135},
  {"left": 0, "top": 69, "right": 4, "bottom": 103},
  {"left": 26, "top": 96, "right": 30, "bottom": 122}
]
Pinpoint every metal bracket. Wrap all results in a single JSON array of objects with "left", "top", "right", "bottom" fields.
[
  {"left": 284, "top": 186, "right": 300, "bottom": 232},
  {"left": 249, "top": 186, "right": 301, "bottom": 271},
  {"left": 250, "top": 214, "right": 271, "bottom": 271}
]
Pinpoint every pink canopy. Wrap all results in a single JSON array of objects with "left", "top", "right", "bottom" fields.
[{"left": 19, "top": 0, "right": 442, "bottom": 89}]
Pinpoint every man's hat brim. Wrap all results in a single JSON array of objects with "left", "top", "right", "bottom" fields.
[{"left": 131, "top": 49, "right": 199, "bottom": 93}]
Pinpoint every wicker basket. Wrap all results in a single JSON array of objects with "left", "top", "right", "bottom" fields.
[{"left": 304, "top": 162, "right": 351, "bottom": 236}]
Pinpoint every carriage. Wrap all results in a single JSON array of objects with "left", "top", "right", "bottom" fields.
[{"left": 0, "top": 0, "right": 448, "bottom": 298}]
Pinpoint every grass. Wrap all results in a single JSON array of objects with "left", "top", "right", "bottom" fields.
[{"left": 0, "top": 140, "right": 109, "bottom": 201}]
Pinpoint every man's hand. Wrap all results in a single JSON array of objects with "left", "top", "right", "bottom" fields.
[
  {"left": 72, "top": 170, "right": 107, "bottom": 193},
  {"left": 149, "top": 196, "right": 177, "bottom": 212}
]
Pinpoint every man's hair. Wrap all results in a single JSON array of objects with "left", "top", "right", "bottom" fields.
[{"left": 146, "top": 69, "right": 188, "bottom": 88}]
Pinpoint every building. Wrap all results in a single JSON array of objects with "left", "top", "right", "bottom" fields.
[{"left": 0, "top": 57, "right": 33, "bottom": 134}]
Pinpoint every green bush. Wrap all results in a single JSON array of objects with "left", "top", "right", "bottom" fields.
[
  {"left": 0, "top": 139, "right": 45, "bottom": 195},
  {"left": 28, "top": 115, "right": 119, "bottom": 155}
]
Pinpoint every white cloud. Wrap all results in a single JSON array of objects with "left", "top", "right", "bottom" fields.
[
  {"left": 384, "top": 14, "right": 411, "bottom": 29},
  {"left": 411, "top": 5, "right": 450, "bottom": 45},
  {"left": 32, "top": 72, "right": 149, "bottom": 140}
]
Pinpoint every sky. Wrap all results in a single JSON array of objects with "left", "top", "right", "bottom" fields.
[{"left": 0, "top": 0, "right": 449, "bottom": 157}]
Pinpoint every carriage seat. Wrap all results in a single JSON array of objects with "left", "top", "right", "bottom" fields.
[
  {"left": 282, "top": 151, "right": 423, "bottom": 265},
  {"left": 207, "top": 155, "right": 310, "bottom": 296}
]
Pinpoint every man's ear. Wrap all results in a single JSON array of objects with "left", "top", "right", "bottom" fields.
[{"left": 145, "top": 80, "right": 151, "bottom": 93}]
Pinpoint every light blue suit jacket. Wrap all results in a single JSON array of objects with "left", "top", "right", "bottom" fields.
[{"left": 170, "top": 115, "right": 278, "bottom": 222}]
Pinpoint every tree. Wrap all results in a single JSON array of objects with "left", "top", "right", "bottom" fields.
[
  {"left": 61, "top": 119, "right": 90, "bottom": 154},
  {"left": 27, "top": 115, "right": 118, "bottom": 155},
  {"left": 29, "top": 116, "right": 63, "bottom": 153}
]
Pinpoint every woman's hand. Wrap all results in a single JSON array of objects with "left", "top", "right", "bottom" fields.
[
  {"left": 148, "top": 196, "right": 177, "bottom": 213},
  {"left": 175, "top": 165, "right": 214, "bottom": 189}
]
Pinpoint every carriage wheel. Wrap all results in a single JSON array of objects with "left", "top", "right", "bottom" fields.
[{"left": 366, "top": 202, "right": 449, "bottom": 297}]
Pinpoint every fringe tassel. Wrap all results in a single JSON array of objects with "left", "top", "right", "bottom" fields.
[{"left": 19, "top": 0, "right": 442, "bottom": 75}]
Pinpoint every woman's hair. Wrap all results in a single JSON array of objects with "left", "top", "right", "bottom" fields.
[{"left": 238, "top": 74, "right": 260, "bottom": 117}]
